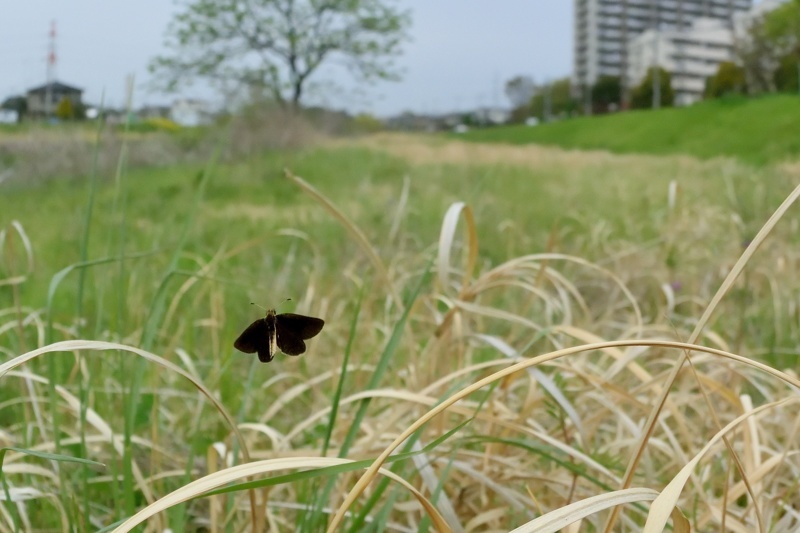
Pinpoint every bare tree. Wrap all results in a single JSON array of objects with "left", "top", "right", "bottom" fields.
[
  {"left": 504, "top": 75, "right": 536, "bottom": 109},
  {"left": 736, "top": 14, "right": 778, "bottom": 94}
]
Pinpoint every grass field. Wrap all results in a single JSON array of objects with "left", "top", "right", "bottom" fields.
[
  {"left": 1, "top": 124, "right": 800, "bottom": 531},
  {"left": 458, "top": 94, "right": 800, "bottom": 165}
]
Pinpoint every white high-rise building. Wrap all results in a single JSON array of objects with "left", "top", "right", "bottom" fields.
[
  {"left": 573, "top": 0, "right": 753, "bottom": 99},
  {"left": 627, "top": 18, "right": 735, "bottom": 105}
]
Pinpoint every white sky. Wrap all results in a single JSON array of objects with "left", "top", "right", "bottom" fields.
[{"left": 0, "top": 1, "right": 762, "bottom": 117}]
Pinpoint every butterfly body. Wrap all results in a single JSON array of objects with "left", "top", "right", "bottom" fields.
[{"left": 234, "top": 308, "right": 324, "bottom": 363}]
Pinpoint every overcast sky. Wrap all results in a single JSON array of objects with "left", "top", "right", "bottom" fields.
[
  {"left": 0, "top": 1, "right": 575, "bottom": 116},
  {"left": 12, "top": 1, "right": 769, "bottom": 117}
]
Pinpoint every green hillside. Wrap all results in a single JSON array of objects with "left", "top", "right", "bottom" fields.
[{"left": 459, "top": 95, "right": 800, "bottom": 164}]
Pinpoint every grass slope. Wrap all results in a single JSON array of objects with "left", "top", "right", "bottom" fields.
[{"left": 460, "top": 95, "right": 800, "bottom": 164}]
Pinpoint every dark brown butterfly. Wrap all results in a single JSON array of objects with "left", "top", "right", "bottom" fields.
[{"left": 234, "top": 307, "right": 324, "bottom": 363}]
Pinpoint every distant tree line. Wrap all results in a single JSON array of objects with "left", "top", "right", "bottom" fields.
[{"left": 504, "top": 69, "right": 674, "bottom": 124}]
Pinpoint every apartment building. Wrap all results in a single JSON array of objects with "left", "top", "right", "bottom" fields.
[
  {"left": 627, "top": 18, "right": 734, "bottom": 105},
  {"left": 573, "top": 0, "right": 753, "bottom": 98}
]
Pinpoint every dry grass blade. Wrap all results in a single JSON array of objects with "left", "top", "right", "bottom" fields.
[
  {"left": 0, "top": 340, "right": 251, "bottom": 464},
  {"left": 409, "top": 441, "right": 464, "bottom": 533},
  {"left": 284, "top": 168, "right": 402, "bottom": 309},
  {"left": 605, "top": 182, "right": 800, "bottom": 532},
  {"left": 111, "top": 457, "right": 453, "bottom": 532},
  {"left": 388, "top": 174, "right": 411, "bottom": 242},
  {"left": 326, "top": 338, "right": 800, "bottom": 531},
  {"left": 509, "top": 488, "right": 661, "bottom": 533},
  {"left": 643, "top": 397, "right": 798, "bottom": 532},
  {"left": 0, "top": 220, "right": 35, "bottom": 274},
  {"left": 437, "top": 202, "right": 478, "bottom": 296},
  {"left": 474, "top": 333, "right": 586, "bottom": 443},
  {"left": 465, "top": 252, "right": 644, "bottom": 332},
  {"left": 696, "top": 451, "right": 800, "bottom": 530}
]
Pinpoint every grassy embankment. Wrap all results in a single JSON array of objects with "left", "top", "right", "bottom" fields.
[
  {"left": 0, "top": 117, "right": 799, "bottom": 531},
  {"left": 460, "top": 94, "right": 800, "bottom": 164}
]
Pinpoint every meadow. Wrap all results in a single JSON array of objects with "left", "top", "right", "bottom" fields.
[{"left": 0, "top": 120, "right": 799, "bottom": 532}]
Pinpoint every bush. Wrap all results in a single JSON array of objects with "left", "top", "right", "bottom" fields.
[
  {"left": 530, "top": 77, "right": 578, "bottom": 120},
  {"left": 774, "top": 54, "right": 800, "bottom": 93},
  {"left": 127, "top": 117, "right": 182, "bottom": 133},
  {"left": 591, "top": 75, "right": 621, "bottom": 113},
  {"left": 631, "top": 67, "right": 674, "bottom": 109},
  {"left": 705, "top": 62, "right": 746, "bottom": 98},
  {"left": 55, "top": 97, "right": 75, "bottom": 120}
]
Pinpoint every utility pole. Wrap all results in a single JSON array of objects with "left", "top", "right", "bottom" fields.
[
  {"left": 652, "top": 33, "right": 661, "bottom": 109},
  {"left": 651, "top": 1, "right": 660, "bottom": 110},
  {"left": 584, "top": 82, "right": 592, "bottom": 116},
  {"left": 544, "top": 81, "right": 552, "bottom": 123},
  {"left": 45, "top": 20, "right": 57, "bottom": 119}
]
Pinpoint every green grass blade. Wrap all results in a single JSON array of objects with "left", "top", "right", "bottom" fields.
[
  {"left": 0, "top": 447, "right": 105, "bottom": 468},
  {"left": 0, "top": 446, "right": 104, "bottom": 532},
  {"left": 347, "top": 435, "right": 421, "bottom": 532},
  {"left": 323, "top": 284, "right": 365, "bottom": 457},
  {"left": 340, "top": 259, "right": 434, "bottom": 457},
  {"left": 301, "top": 285, "right": 365, "bottom": 531},
  {"left": 126, "top": 150, "right": 216, "bottom": 521},
  {"left": 45, "top": 251, "right": 159, "bottom": 343}
]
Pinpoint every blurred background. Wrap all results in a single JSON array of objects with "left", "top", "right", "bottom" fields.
[{"left": 2, "top": 1, "right": 800, "bottom": 531}]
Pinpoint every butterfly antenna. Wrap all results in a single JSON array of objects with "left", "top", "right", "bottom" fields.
[
  {"left": 250, "top": 302, "right": 268, "bottom": 312},
  {"left": 276, "top": 297, "right": 292, "bottom": 311}
]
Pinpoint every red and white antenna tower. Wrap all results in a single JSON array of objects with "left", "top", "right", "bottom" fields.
[{"left": 45, "top": 21, "right": 57, "bottom": 117}]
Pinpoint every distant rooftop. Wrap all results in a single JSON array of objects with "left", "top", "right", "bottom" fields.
[{"left": 26, "top": 81, "right": 82, "bottom": 95}]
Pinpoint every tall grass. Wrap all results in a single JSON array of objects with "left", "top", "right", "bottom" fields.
[{"left": 0, "top": 130, "right": 799, "bottom": 531}]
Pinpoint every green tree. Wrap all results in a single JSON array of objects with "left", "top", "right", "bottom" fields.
[
  {"left": 530, "top": 77, "right": 577, "bottom": 121},
  {"left": 737, "top": 12, "right": 778, "bottom": 93},
  {"left": 150, "top": 0, "right": 411, "bottom": 109},
  {"left": 55, "top": 97, "right": 75, "bottom": 120},
  {"left": 590, "top": 75, "right": 621, "bottom": 113},
  {"left": 504, "top": 75, "right": 535, "bottom": 108},
  {"left": 705, "top": 61, "right": 746, "bottom": 98},
  {"left": 737, "top": 0, "right": 800, "bottom": 94},
  {"left": 762, "top": 0, "right": 800, "bottom": 53},
  {"left": 352, "top": 112, "right": 383, "bottom": 133},
  {"left": 1, "top": 96, "right": 27, "bottom": 122},
  {"left": 630, "top": 68, "right": 674, "bottom": 109},
  {"left": 504, "top": 75, "right": 536, "bottom": 123},
  {"left": 774, "top": 53, "right": 800, "bottom": 92}
]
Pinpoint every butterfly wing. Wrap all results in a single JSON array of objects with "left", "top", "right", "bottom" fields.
[
  {"left": 233, "top": 319, "right": 267, "bottom": 354},
  {"left": 256, "top": 346, "right": 275, "bottom": 363},
  {"left": 276, "top": 313, "right": 324, "bottom": 339},
  {"left": 275, "top": 313, "right": 324, "bottom": 356},
  {"left": 276, "top": 328, "right": 307, "bottom": 356}
]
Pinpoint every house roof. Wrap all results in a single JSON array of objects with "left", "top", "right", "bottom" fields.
[{"left": 26, "top": 81, "right": 83, "bottom": 95}]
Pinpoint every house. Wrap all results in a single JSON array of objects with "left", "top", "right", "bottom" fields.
[
  {"left": 138, "top": 105, "right": 171, "bottom": 120},
  {"left": 385, "top": 112, "right": 439, "bottom": 132},
  {"left": 26, "top": 81, "right": 83, "bottom": 118},
  {"left": 472, "top": 107, "right": 511, "bottom": 126},
  {"left": 170, "top": 98, "right": 213, "bottom": 126}
]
